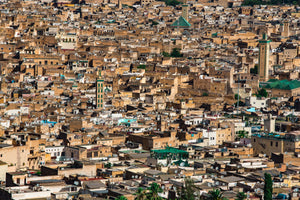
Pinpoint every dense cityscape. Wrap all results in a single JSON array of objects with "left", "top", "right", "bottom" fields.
[{"left": 0, "top": 0, "right": 299, "bottom": 199}]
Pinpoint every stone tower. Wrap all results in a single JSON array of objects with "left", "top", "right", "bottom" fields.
[
  {"left": 281, "top": 21, "right": 289, "bottom": 37},
  {"left": 96, "top": 70, "right": 104, "bottom": 109},
  {"left": 258, "top": 33, "right": 270, "bottom": 82},
  {"left": 264, "top": 114, "right": 276, "bottom": 133},
  {"left": 182, "top": 4, "right": 189, "bottom": 22}
]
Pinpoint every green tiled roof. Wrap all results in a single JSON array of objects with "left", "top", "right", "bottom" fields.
[
  {"left": 171, "top": 16, "right": 191, "bottom": 27},
  {"left": 151, "top": 147, "right": 188, "bottom": 154},
  {"left": 263, "top": 79, "right": 300, "bottom": 90}
]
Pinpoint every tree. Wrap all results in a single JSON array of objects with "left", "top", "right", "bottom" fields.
[
  {"left": 235, "top": 94, "right": 241, "bottom": 100},
  {"left": 236, "top": 130, "right": 249, "bottom": 139},
  {"left": 236, "top": 192, "right": 247, "bottom": 200},
  {"left": 134, "top": 188, "right": 147, "bottom": 200},
  {"left": 264, "top": 173, "right": 273, "bottom": 200},
  {"left": 162, "top": 51, "right": 170, "bottom": 57},
  {"left": 203, "top": 92, "right": 209, "bottom": 97},
  {"left": 256, "top": 88, "right": 268, "bottom": 98},
  {"left": 170, "top": 48, "right": 183, "bottom": 57},
  {"left": 250, "top": 65, "right": 258, "bottom": 74},
  {"left": 104, "top": 162, "right": 112, "bottom": 168},
  {"left": 147, "top": 182, "right": 163, "bottom": 200},
  {"left": 208, "top": 189, "right": 224, "bottom": 200},
  {"left": 179, "top": 178, "right": 198, "bottom": 200},
  {"left": 116, "top": 196, "right": 128, "bottom": 200},
  {"left": 234, "top": 101, "right": 245, "bottom": 107}
]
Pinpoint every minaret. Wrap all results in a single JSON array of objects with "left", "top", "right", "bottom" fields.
[
  {"left": 118, "top": 0, "right": 122, "bottom": 9},
  {"left": 182, "top": 4, "right": 189, "bottom": 22},
  {"left": 96, "top": 70, "right": 104, "bottom": 109},
  {"left": 258, "top": 33, "right": 270, "bottom": 82},
  {"left": 281, "top": 21, "right": 289, "bottom": 37}
]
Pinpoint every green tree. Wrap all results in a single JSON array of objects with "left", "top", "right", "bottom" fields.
[
  {"left": 236, "top": 130, "right": 249, "bottom": 139},
  {"left": 264, "top": 173, "right": 273, "bottom": 200},
  {"left": 147, "top": 182, "right": 163, "bottom": 200},
  {"left": 235, "top": 94, "right": 240, "bottom": 100},
  {"left": 208, "top": 189, "right": 224, "bottom": 200},
  {"left": 236, "top": 192, "right": 247, "bottom": 200},
  {"left": 179, "top": 178, "right": 198, "bottom": 200},
  {"left": 256, "top": 88, "right": 268, "bottom": 98},
  {"left": 116, "top": 196, "right": 128, "bottom": 200},
  {"left": 234, "top": 101, "right": 245, "bottom": 107},
  {"left": 104, "top": 162, "right": 112, "bottom": 168},
  {"left": 162, "top": 51, "right": 170, "bottom": 57},
  {"left": 134, "top": 188, "right": 147, "bottom": 200},
  {"left": 203, "top": 92, "right": 209, "bottom": 97},
  {"left": 170, "top": 48, "right": 183, "bottom": 57},
  {"left": 250, "top": 65, "right": 258, "bottom": 74}
]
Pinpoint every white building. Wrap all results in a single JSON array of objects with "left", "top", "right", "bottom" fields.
[
  {"left": 45, "top": 146, "right": 65, "bottom": 161},
  {"left": 245, "top": 96, "right": 268, "bottom": 109}
]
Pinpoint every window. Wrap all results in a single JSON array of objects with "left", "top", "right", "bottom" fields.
[
  {"left": 276, "top": 142, "right": 278, "bottom": 147},
  {"left": 270, "top": 141, "right": 273, "bottom": 146}
]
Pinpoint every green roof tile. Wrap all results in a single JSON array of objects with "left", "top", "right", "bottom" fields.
[
  {"left": 171, "top": 16, "right": 191, "bottom": 27},
  {"left": 263, "top": 79, "right": 300, "bottom": 90}
]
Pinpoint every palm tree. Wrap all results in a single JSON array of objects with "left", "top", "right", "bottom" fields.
[
  {"left": 236, "top": 192, "right": 247, "bottom": 200},
  {"left": 134, "top": 187, "right": 147, "bottom": 200},
  {"left": 148, "top": 182, "right": 163, "bottom": 200},
  {"left": 207, "top": 189, "right": 224, "bottom": 200},
  {"left": 179, "top": 178, "right": 198, "bottom": 200},
  {"left": 116, "top": 196, "right": 128, "bottom": 200}
]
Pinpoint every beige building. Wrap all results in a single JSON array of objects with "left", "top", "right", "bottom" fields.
[
  {"left": 251, "top": 131, "right": 300, "bottom": 156},
  {"left": 0, "top": 145, "right": 29, "bottom": 172}
]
